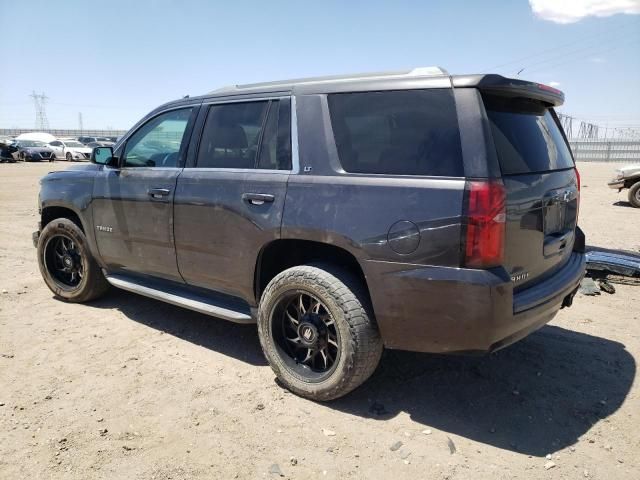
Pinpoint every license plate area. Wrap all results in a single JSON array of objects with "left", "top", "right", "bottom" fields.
[{"left": 544, "top": 201, "right": 565, "bottom": 235}]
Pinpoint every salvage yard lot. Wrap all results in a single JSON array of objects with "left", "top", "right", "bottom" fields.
[{"left": 0, "top": 161, "right": 638, "bottom": 479}]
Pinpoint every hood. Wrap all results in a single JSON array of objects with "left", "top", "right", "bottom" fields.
[
  {"left": 618, "top": 164, "right": 640, "bottom": 176},
  {"left": 68, "top": 147, "right": 93, "bottom": 154},
  {"left": 23, "top": 146, "right": 53, "bottom": 153}
]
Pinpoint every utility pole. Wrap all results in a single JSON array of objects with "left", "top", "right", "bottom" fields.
[
  {"left": 78, "top": 112, "right": 84, "bottom": 134},
  {"left": 29, "top": 91, "right": 50, "bottom": 131}
]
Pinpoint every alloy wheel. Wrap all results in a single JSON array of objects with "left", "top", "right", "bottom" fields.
[
  {"left": 43, "top": 234, "right": 84, "bottom": 288},
  {"left": 271, "top": 291, "right": 340, "bottom": 380}
]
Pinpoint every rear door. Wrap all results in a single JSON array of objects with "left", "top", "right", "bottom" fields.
[
  {"left": 174, "top": 97, "right": 291, "bottom": 302},
  {"left": 482, "top": 94, "right": 579, "bottom": 290}
]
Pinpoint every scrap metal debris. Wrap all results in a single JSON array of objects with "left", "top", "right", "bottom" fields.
[
  {"left": 585, "top": 249, "right": 640, "bottom": 278},
  {"left": 579, "top": 277, "right": 601, "bottom": 296},
  {"left": 581, "top": 248, "right": 640, "bottom": 295}
]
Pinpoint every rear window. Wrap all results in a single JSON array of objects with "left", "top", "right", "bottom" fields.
[
  {"left": 483, "top": 94, "right": 574, "bottom": 175},
  {"left": 327, "top": 89, "right": 464, "bottom": 176}
]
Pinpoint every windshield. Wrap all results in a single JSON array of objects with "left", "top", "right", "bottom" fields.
[
  {"left": 20, "top": 140, "right": 46, "bottom": 147},
  {"left": 65, "top": 141, "right": 85, "bottom": 147},
  {"left": 483, "top": 94, "right": 574, "bottom": 175}
]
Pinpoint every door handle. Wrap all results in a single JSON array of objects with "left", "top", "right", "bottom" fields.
[
  {"left": 242, "top": 193, "right": 275, "bottom": 205},
  {"left": 148, "top": 188, "right": 171, "bottom": 199}
]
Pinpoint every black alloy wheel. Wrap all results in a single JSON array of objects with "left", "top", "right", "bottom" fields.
[
  {"left": 43, "top": 234, "right": 84, "bottom": 288},
  {"left": 272, "top": 290, "right": 340, "bottom": 379}
]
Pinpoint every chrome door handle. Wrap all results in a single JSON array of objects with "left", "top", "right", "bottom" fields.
[
  {"left": 148, "top": 188, "right": 171, "bottom": 199},
  {"left": 242, "top": 193, "right": 275, "bottom": 205}
]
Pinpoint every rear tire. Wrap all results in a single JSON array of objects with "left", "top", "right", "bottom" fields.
[
  {"left": 629, "top": 182, "right": 640, "bottom": 208},
  {"left": 257, "top": 264, "right": 383, "bottom": 401},
  {"left": 37, "top": 218, "right": 110, "bottom": 302}
]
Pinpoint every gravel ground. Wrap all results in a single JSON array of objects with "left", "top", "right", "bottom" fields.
[{"left": 0, "top": 161, "right": 638, "bottom": 479}]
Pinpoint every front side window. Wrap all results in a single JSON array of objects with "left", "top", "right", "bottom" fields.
[
  {"left": 328, "top": 89, "right": 464, "bottom": 176},
  {"left": 123, "top": 108, "right": 193, "bottom": 168}
]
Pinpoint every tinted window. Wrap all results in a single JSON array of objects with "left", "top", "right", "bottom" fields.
[
  {"left": 123, "top": 108, "right": 193, "bottom": 168},
  {"left": 256, "top": 100, "right": 292, "bottom": 170},
  {"left": 196, "top": 101, "right": 268, "bottom": 168},
  {"left": 483, "top": 95, "right": 574, "bottom": 175},
  {"left": 327, "top": 89, "right": 464, "bottom": 176}
]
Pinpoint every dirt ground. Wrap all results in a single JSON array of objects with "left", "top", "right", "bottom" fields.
[{"left": 0, "top": 161, "right": 638, "bottom": 480}]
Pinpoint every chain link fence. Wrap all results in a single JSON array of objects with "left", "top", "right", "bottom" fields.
[
  {"left": 570, "top": 140, "right": 640, "bottom": 163},
  {"left": 0, "top": 128, "right": 127, "bottom": 138}
]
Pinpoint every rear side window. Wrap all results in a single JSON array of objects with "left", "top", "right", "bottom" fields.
[
  {"left": 197, "top": 101, "right": 268, "bottom": 169},
  {"left": 327, "top": 89, "right": 464, "bottom": 176},
  {"left": 483, "top": 94, "right": 574, "bottom": 175},
  {"left": 196, "top": 100, "right": 291, "bottom": 170}
]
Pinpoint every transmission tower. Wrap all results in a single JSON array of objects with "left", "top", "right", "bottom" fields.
[
  {"left": 29, "top": 91, "right": 49, "bottom": 130},
  {"left": 78, "top": 112, "right": 84, "bottom": 133}
]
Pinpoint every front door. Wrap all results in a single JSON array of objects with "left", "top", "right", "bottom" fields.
[
  {"left": 92, "top": 106, "right": 197, "bottom": 282},
  {"left": 174, "top": 98, "right": 292, "bottom": 302}
]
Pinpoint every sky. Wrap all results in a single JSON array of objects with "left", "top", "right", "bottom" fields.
[{"left": 0, "top": 0, "right": 638, "bottom": 133}]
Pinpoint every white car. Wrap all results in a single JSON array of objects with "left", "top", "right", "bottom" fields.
[{"left": 47, "top": 140, "right": 93, "bottom": 161}]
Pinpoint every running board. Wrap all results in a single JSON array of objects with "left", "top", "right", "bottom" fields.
[{"left": 105, "top": 274, "right": 254, "bottom": 324}]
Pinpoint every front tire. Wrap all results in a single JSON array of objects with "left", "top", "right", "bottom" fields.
[
  {"left": 258, "top": 264, "right": 383, "bottom": 401},
  {"left": 628, "top": 182, "right": 640, "bottom": 208},
  {"left": 37, "top": 218, "right": 110, "bottom": 302},
  {"left": 66, "top": 152, "right": 73, "bottom": 162}
]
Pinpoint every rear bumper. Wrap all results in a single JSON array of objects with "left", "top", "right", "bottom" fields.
[{"left": 365, "top": 251, "right": 585, "bottom": 354}]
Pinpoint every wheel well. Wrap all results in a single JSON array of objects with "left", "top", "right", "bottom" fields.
[
  {"left": 41, "top": 207, "right": 84, "bottom": 232},
  {"left": 255, "top": 240, "right": 370, "bottom": 303},
  {"left": 625, "top": 178, "right": 640, "bottom": 189}
]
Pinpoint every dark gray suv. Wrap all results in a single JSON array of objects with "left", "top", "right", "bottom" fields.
[{"left": 34, "top": 67, "right": 585, "bottom": 400}]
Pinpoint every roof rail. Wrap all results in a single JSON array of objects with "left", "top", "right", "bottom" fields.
[{"left": 209, "top": 66, "right": 449, "bottom": 94}]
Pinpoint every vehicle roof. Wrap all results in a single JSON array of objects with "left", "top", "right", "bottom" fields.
[{"left": 153, "top": 66, "right": 564, "bottom": 113}]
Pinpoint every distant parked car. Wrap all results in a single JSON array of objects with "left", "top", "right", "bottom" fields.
[
  {"left": 48, "top": 140, "right": 93, "bottom": 161},
  {"left": 609, "top": 164, "right": 640, "bottom": 208},
  {"left": 77, "top": 136, "right": 99, "bottom": 145},
  {"left": 7, "top": 140, "right": 54, "bottom": 161},
  {"left": 0, "top": 137, "right": 17, "bottom": 162}
]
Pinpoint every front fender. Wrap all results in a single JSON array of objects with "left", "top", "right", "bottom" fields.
[{"left": 39, "top": 165, "right": 103, "bottom": 264}]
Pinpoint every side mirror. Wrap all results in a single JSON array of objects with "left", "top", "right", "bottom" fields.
[{"left": 91, "top": 146, "right": 118, "bottom": 166}]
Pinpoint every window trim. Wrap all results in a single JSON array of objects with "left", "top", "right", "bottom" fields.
[
  {"left": 188, "top": 95, "right": 295, "bottom": 174},
  {"left": 117, "top": 105, "right": 199, "bottom": 170}
]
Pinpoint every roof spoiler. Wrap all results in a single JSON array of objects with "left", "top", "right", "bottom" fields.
[{"left": 452, "top": 74, "right": 564, "bottom": 107}]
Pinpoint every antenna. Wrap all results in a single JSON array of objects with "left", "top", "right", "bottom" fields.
[{"left": 29, "top": 91, "right": 50, "bottom": 131}]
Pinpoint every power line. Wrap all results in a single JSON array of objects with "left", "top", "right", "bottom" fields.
[
  {"left": 483, "top": 18, "right": 639, "bottom": 72},
  {"left": 523, "top": 37, "right": 640, "bottom": 76}
]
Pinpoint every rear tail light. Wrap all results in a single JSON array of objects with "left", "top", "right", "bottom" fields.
[{"left": 464, "top": 180, "right": 506, "bottom": 268}]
